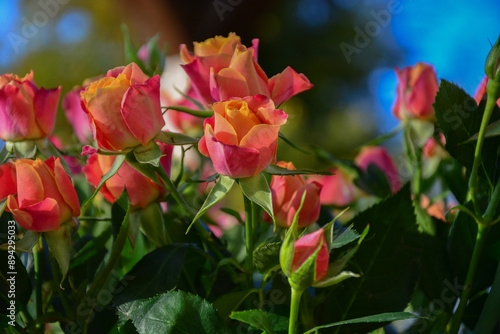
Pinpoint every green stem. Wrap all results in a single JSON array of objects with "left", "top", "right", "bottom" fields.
[
  {"left": 50, "top": 258, "right": 74, "bottom": 319},
  {"left": 244, "top": 197, "right": 255, "bottom": 286},
  {"left": 164, "top": 105, "right": 213, "bottom": 118},
  {"left": 484, "top": 180, "right": 500, "bottom": 222},
  {"left": 473, "top": 262, "right": 500, "bottom": 334},
  {"left": 469, "top": 96, "right": 497, "bottom": 217},
  {"left": 33, "top": 244, "right": 43, "bottom": 328},
  {"left": 289, "top": 288, "right": 304, "bottom": 334},
  {"left": 447, "top": 224, "right": 490, "bottom": 334}
]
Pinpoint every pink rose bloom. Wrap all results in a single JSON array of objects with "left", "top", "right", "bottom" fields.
[
  {"left": 309, "top": 168, "right": 356, "bottom": 207},
  {"left": 291, "top": 229, "right": 330, "bottom": 282},
  {"left": 83, "top": 142, "right": 173, "bottom": 209},
  {"left": 0, "top": 71, "right": 61, "bottom": 141},
  {"left": 393, "top": 62, "right": 439, "bottom": 121},
  {"left": 198, "top": 95, "right": 287, "bottom": 178},
  {"left": 269, "top": 161, "right": 322, "bottom": 228},
  {"left": 80, "top": 63, "right": 164, "bottom": 152},
  {"left": 355, "top": 146, "right": 401, "bottom": 193},
  {"left": 0, "top": 157, "right": 80, "bottom": 232},
  {"left": 181, "top": 33, "right": 313, "bottom": 106}
]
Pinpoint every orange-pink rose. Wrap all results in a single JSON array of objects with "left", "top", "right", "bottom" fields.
[
  {"left": 181, "top": 33, "right": 313, "bottom": 106},
  {"left": 0, "top": 157, "right": 80, "bottom": 232},
  {"left": 0, "top": 71, "right": 61, "bottom": 141},
  {"left": 82, "top": 142, "right": 173, "bottom": 208},
  {"left": 291, "top": 229, "right": 329, "bottom": 282},
  {"left": 393, "top": 62, "right": 439, "bottom": 121},
  {"left": 269, "top": 161, "right": 322, "bottom": 228},
  {"left": 198, "top": 95, "right": 287, "bottom": 178},
  {"left": 80, "top": 63, "right": 164, "bottom": 152},
  {"left": 308, "top": 168, "right": 356, "bottom": 207}
]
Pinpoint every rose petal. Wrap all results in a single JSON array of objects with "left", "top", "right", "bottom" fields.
[
  {"left": 0, "top": 84, "right": 36, "bottom": 141},
  {"left": 0, "top": 163, "right": 17, "bottom": 200},
  {"left": 210, "top": 67, "right": 250, "bottom": 102},
  {"left": 268, "top": 66, "right": 313, "bottom": 106},
  {"left": 16, "top": 160, "right": 44, "bottom": 208},
  {"left": 34, "top": 86, "right": 61, "bottom": 137},
  {"left": 17, "top": 197, "right": 60, "bottom": 232}
]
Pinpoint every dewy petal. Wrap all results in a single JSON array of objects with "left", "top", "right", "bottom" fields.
[
  {"left": 0, "top": 84, "right": 36, "bottom": 141},
  {"left": 0, "top": 163, "right": 17, "bottom": 200},
  {"left": 16, "top": 160, "right": 44, "bottom": 208},
  {"left": 121, "top": 75, "right": 164, "bottom": 146},
  {"left": 34, "top": 86, "right": 61, "bottom": 137},
  {"left": 268, "top": 66, "right": 313, "bottom": 106},
  {"left": 205, "top": 127, "right": 260, "bottom": 178},
  {"left": 210, "top": 68, "right": 250, "bottom": 102},
  {"left": 20, "top": 197, "right": 60, "bottom": 232}
]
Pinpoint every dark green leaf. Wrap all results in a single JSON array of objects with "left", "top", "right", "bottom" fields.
[
  {"left": 187, "top": 175, "right": 234, "bottom": 233},
  {"left": 230, "top": 309, "right": 288, "bottom": 334},
  {"left": 117, "top": 291, "right": 228, "bottom": 334},
  {"left": 133, "top": 141, "right": 162, "bottom": 167},
  {"left": 113, "top": 244, "right": 202, "bottom": 307},
  {"left": 434, "top": 80, "right": 500, "bottom": 185},
  {"left": 83, "top": 154, "right": 126, "bottom": 209},
  {"left": 303, "top": 312, "right": 421, "bottom": 333},
  {"left": 317, "top": 184, "right": 421, "bottom": 333},
  {"left": 155, "top": 131, "right": 199, "bottom": 145},
  {"left": 264, "top": 164, "right": 333, "bottom": 176},
  {"left": 239, "top": 173, "right": 274, "bottom": 224},
  {"left": 330, "top": 225, "right": 360, "bottom": 250},
  {"left": 213, "top": 290, "right": 255, "bottom": 321},
  {"left": 253, "top": 242, "right": 281, "bottom": 274}
]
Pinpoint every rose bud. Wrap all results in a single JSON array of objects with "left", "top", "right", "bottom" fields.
[
  {"left": 0, "top": 71, "right": 61, "bottom": 142},
  {"left": 0, "top": 157, "right": 80, "bottom": 232},
  {"left": 268, "top": 161, "right": 322, "bottom": 228},
  {"left": 290, "top": 229, "right": 330, "bottom": 283},
  {"left": 80, "top": 63, "right": 164, "bottom": 152},
  {"left": 485, "top": 34, "right": 500, "bottom": 82},
  {"left": 393, "top": 62, "right": 439, "bottom": 121},
  {"left": 198, "top": 95, "right": 287, "bottom": 178},
  {"left": 83, "top": 142, "right": 173, "bottom": 208},
  {"left": 355, "top": 146, "right": 401, "bottom": 194},
  {"left": 474, "top": 76, "right": 500, "bottom": 108},
  {"left": 308, "top": 168, "right": 356, "bottom": 207}
]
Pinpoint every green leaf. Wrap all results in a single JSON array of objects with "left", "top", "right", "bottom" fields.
[
  {"left": 165, "top": 105, "right": 213, "bottom": 118},
  {"left": 133, "top": 141, "right": 162, "bottom": 167},
  {"left": 230, "top": 309, "right": 288, "bottom": 334},
  {"left": 82, "top": 154, "right": 126, "bottom": 208},
  {"left": 44, "top": 224, "right": 72, "bottom": 284},
  {"left": 155, "top": 131, "right": 199, "bottom": 145},
  {"left": 434, "top": 80, "right": 500, "bottom": 185},
  {"left": 0, "top": 199, "right": 6, "bottom": 218},
  {"left": 113, "top": 244, "right": 204, "bottom": 307},
  {"left": 121, "top": 24, "right": 148, "bottom": 75},
  {"left": 330, "top": 225, "right": 361, "bottom": 250},
  {"left": 117, "top": 291, "right": 228, "bottom": 334},
  {"left": 253, "top": 242, "right": 281, "bottom": 274},
  {"left": 187, "top": 175, "right": 234, "bottom": 234},
  {"left": 0, "top": 144, "right": 11, "bottom": 164},
  {"left": 264, "top": 164, "right": 333, "bottom": 176},
  {"left": 239, "top": 173, "right": 274, "bottom": 224},
  {"left": 303, "top": 312, "right": 421, "bottom": 334},
  {"left": 125, "top": 151, "right": 162, "bottom": 186},
  {"left": 316, "top": 184, "right": 421, "bottom": 333},
  {"left": 213, "top": 290, "right": 255, "bottom": 321},
  {"left": 313, "top": 271, "right": 360, "bottom": 288}
]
